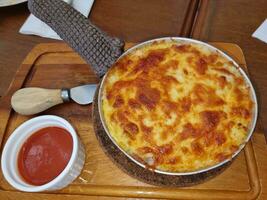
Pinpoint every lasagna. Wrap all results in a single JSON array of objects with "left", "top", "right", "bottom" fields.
[{"left": 101, "top": 40, "right": 254, "bottom": 173}]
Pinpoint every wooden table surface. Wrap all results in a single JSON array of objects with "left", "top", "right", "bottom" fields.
[
  {"left": 0, "top": 0, "right": 197, "bottom": 96},
  {"left": 0, "top": 0, "right": 266, "bottom": 199}
]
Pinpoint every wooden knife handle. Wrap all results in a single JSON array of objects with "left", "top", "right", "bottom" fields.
[{"left": 11, "top": 88, "right": 64, "bottom": 115}]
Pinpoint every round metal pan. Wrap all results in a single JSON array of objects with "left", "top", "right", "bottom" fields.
[{"left": 98, "top": 37, "right": 258, "bottom": 176}]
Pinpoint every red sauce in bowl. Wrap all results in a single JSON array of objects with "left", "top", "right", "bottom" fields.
[{"left": 17, "top": 127, "right": 73, "bottom": 186}]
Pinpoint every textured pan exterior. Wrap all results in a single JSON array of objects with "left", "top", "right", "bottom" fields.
[
  {"left": 28, "top": 0, "right": 124, "bottom": 77},
  {"left": 98, "top": 37, "right": 258, "bottom": 176}
]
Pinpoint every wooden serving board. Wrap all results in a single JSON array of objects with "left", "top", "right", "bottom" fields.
[{"left": 0, "top": 42, "right": 261, "bottom": 200}]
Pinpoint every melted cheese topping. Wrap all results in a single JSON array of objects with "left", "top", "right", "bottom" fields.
[{"left": 101, "top": 40, "right": 254, "bottom": 172}]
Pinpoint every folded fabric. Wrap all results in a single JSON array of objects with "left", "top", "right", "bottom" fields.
[
  {"left": 252, "top": 19, "right": 267, "bottom": 44},
  {"left": 19, "top": 0, "right": 94, "bottom": 40}
]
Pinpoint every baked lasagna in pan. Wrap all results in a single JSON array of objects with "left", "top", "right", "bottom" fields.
[{"left": 101, "top": 39, "right": 255, "bottom": 173}]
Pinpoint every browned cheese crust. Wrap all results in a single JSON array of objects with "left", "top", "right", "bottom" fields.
[{"left": 102, "top": 40, "right": 254, "bottom": 172}]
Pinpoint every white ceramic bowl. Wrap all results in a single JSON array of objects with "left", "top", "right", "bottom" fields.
[{"left": 1, "top": 115, "right": 85, "bottom": 192}]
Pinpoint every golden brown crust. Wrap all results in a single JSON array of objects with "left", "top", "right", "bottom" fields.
[{"left": 102, "top": 40, "right": 254, "bottom": 172}]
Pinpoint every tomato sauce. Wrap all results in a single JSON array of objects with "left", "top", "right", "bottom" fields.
[{"left": 17, "top": 127, "right": 73, "bottom": 186}]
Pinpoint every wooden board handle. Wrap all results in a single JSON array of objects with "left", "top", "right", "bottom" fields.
[{"left": 11, "top": 88, "right": 63, "bottom": 115}]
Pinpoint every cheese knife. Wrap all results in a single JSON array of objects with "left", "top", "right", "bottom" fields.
[{"left": 11, "top": 84, "right": 97, "bottom": 115}]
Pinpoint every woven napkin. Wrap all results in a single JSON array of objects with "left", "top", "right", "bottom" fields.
[
  {"left": 28, "top": 0, "right": 124, "bottom": 77},
  {"left": 20, "top": 0, "right": 95, "bottom": 40}
]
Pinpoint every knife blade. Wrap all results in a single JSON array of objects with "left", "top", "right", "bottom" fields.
[
  {"left": 11, "top": 84, "right": 97, "bottom": 115},
  {"left": 70, "top": 84, "right": 97, "bottom": 105}
]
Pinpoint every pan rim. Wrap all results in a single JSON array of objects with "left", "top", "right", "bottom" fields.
[{"left": 98, "top": 37, "right": 258, "bottom": 176}]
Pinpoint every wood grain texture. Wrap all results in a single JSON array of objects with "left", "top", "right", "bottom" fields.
[
  {"left": 11, "top": 88, "right": 63, "bottom": 115},
  {"left": 0, "top": 3, "right": 56, "bottom": 97},
  {"left": 191, "top": 0, "right": 267, "bottom": 142},
  {"left": 0, "top": 43, "right": 265, "bottom": 199},
  {"left": 90, "top": 0, "right": 199, "bottom": 41},
  {"left": 0, "top": 0, "right": 198, "bottom": 97}
]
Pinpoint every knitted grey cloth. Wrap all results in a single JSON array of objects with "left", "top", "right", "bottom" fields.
[{"left": 28, "top": 0, "right": 124, "bottom": 77}]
